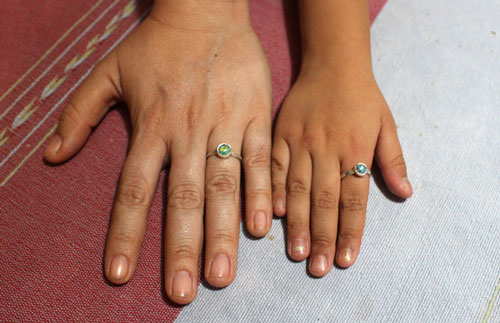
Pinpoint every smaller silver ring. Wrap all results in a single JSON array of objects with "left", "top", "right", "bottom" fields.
[
  {"left": 207, "top": 143, "right": 242, "bottom": 161},
  {"left": 341, "top": 162, "right": 371, "bottom": 180}
]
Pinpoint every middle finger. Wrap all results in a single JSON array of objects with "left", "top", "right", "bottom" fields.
[
  {"left": 204, "top": 130, "right": 243, "bottom": 288},
  {"left": 308, "top": 152, "right": 340, "bottom": 277},
  {"left": 164, "top": 136, "right": 206, "bottom": 305},
  {"left": 336, "top": 157, "right": 372, "bottom": 268}
]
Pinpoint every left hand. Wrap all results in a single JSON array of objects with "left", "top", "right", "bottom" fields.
[
  {"left": 43, "top": 5, "right": 273, "bottom": 304},
  {"left": 271, "top": 70, "right": 412, "bottom": 276}
]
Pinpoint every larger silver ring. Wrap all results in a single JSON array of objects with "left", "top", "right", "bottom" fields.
[
  {"left": 341, "top": 162, "right": 371, "bottom": 180},
  {"left": 206, "top": 143, "right": 242, "bottom": 161}
]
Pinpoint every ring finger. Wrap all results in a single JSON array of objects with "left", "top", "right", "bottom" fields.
[
  {"left": 204, "top": 129, "right": 243, "bottom": 288},
  {"left": 336, "top": 157, "right": 372, "bottom": 268}
]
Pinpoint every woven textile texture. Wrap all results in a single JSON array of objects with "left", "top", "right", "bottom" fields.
[{"left": 1, "top": 0, "right": 499, "bottom": 322}]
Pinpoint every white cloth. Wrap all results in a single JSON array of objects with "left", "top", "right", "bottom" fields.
[{"left": 176, "top": 0, "right": 500, "bottom": 321}]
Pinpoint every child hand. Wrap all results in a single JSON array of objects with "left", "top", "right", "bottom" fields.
[{"left": 272, "top": 71, "right": 412, "bottom": 276}]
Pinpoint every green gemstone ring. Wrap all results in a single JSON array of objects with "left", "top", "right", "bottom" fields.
[
  {"left": 341, "top": 162, "right": 371, "bottom": 180},
  {"left": 207, "top": 143, "right": 242, "bottom": 161}
]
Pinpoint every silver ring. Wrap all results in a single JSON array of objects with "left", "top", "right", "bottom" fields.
[
  {"left": 341, "top": 162, "right": 371, "bottom": 180},
  {"left": 206, "top": 143, "right": 242, "bottom": 161}
]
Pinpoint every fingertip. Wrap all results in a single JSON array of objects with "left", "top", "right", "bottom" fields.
[
  {"left": 106, "top": 254, "right": 131, "bottom": 285},
  {"left": 246, "top": 224, "right": 268, "bottom": 238},
  {"left": 288, "top": 237, "right": 309, "bottom": 261},
  {"left": 204, "top": 250, "right": 237, "bottom": 289},
  {"left": 167, "top": 270, "right": 198, "bottom": 305},
  {"left": 308, "top": 254, "right": 331, "bottom": 277},
  {"left": 43, "top": 130, "right": 89, "bottom": 164},
  {"left": 384, "top": 171, "right": 413, "bottom": 199},
  {"left": 245, "top": 209, "right": 272, "bottom": 238},
  {"left": 335, "top": 248, "right": 356, "bottom": 268},
  {"left": 43, "top": 133, "right": 63, "bottom": 161},
  {"left": 401, "top": 177, "right": 413, "bottom": 198},
  {"left": 205, "top": 274, "right": 234, "bottom": 289},
  {"left": 272, "top": 197, "right": 286, "bottom": 217}
]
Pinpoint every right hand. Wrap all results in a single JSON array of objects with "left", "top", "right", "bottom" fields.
[{"left": 44, "top": 2, "right": 273, "bottom": 305}]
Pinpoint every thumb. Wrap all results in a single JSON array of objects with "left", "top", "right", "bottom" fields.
[
  {"left": 44, "top": 53, "right": 120, "bottom": 163},
  {"left": 375, "top": 112, "right": 413, "bottom": 198}
]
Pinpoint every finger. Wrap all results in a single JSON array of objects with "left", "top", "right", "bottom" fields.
[
  {"left": 375, "top": 113, "right": 412, "bottom": 198},
  {"left": 104, "top": 131, "right": 166, "bottom": 284},
  {"left": 336, "top": 158, "right": 371, "bottom": 268},
  {"left": 286, "top": 144, "right": 312, "bottom": 261},
  {"left": 204, "top": 132, "right": 243, "bottom": 288},
  {"left": 242, "top": 119, "right": 272, "bottom": 237},
  {"left": 271, "top": 136, "right": 290, "bottom": 217},
  {"left": 44, "top": 54, "right": 120, "bottom": 163},
  {"left": 164, "top": 137, "right": 206, "bottom": 305},
  {"left": 308, "top": 153, "right": 340, "bottom": 277}
]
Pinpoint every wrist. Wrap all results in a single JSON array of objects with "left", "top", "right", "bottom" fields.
[
  {"left": 299, "top": 56, "right": 375, "bottom": 87},
  {"left": 151, "top": 0, "right": 251, "bottom": 32}
]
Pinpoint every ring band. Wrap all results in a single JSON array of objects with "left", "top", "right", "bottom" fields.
[
  {"left": 207, "top": 143, "right": 242, "bottom": 161},
  {"left": 341, "top": 162, "right": 371, "bottom": 180}
]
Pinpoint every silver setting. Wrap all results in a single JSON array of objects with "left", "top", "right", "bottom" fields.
[
  {"left": 341, "top": 162, "right": 371, "bottom": 180},
  {"left": 207, "top": 143, "right": 242, "bottom": 161}
]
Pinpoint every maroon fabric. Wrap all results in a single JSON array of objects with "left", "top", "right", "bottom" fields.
[{"left": 0, "top": 0, "right": 387, "bottom": 321}]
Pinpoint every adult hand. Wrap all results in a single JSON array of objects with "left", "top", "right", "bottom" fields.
[{"left": 44, "top": 0, "right": 273, "bottom": 305}]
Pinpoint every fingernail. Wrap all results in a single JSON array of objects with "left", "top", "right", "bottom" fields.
[
  {"left": 310, "top": 255, "right": 327, "bottom": 273},
  {"left": 109, "top": 255, "right": 129, "bottom": 282},
  {"left": 291, "top": 238, "right": 306, "bottom": 257},
  {"left": 402, "top": 177, "right": 413, "bottom": 196},
  {"left": 172, "top": 270, "right": 192, "bottom": 298},
  {"left": 209, "top": 254, "right": 230, "bottom": 279},
  {"left": 45, "top": 134, "right": 62, "bottom": 156},
  {"left": 339, "top": 248, "right": 353, "bottom": 263},
  {"left": 253, "top": 210, "right": 267, "bottom": 232},
  {"left": 275, "top": 198, "right": 285, "bottom": 214}
]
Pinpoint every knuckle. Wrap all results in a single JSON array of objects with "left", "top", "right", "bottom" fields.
[
  {"left": 244, "top": 152, "right": 270, "bottom": 169},
  {"left": 312, "top": 233, "right": 333, "bottom": 249},
  {"left": 171, "top": 241, "right": 198, "bottom": 261},
  {"left": 247, "top": 187, "right": 270, "bottom": 200},
  {"left": 280, "top": 127, "right": 301, "bottom": 144},
  {"left": 206, "top": 171, "right": 237, "bottom": 196},
  {"left": 112, "top": 231, "right": 143, "bottom": 247},
  {"left": 340, "top": 193, "right": 364, "bottom": 213},
  {"left": 302, "top": 125, "right": 327, "bottom": 151},
  {"left": 136, "top": 107, "right": 164, "bottom": 135},
  {"left": 168, "top": 183, "right": 203, "bottom": 210},
  {"left": 288, "top": 219, "right": 309, "bottom": 233},
  {"left": 116, "top": 175, "right": 150, "bottom": 208},
  {"left": 389, "top": 153, "right": 407, "bottom": 170},
  {"left": 272, "top": 182, "right": 286, "bottom": 194},
  {"left": 338, "top": 230, "right": 362, "bottom": 242},
  {"left": 210, "top": 229, "right": 238, "bottom": 245},
  {"left": 313, "top": 190, "right": 338, "bottom": 210},
  {"left": 287, "top": 179, "right": 309, "bottom": 196},
  {"left": 60, "top": 101, "right": 86, "bottom": 127},
  {"left": 302, "top": 132, "right": 319, "bottom": 150}
]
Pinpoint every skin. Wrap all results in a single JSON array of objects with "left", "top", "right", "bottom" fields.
[
  {"left": 44, "top": 0, "right": 273, "bottom": 305},
  {"left": 272, "top": 0, "right": 413, "bottom": 277},
  {"left": 44, "top": 0, "right": 411, "bottom": 305}
]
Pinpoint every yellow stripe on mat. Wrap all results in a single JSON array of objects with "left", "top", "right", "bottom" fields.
[
  {"left": 483, "top": 276, "right": 500, "bottom": 323},
  {"left": 0, "top": 0, "right": 105, "bottom": 105}
]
